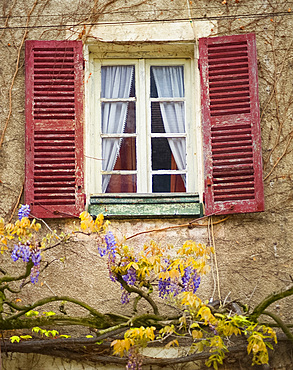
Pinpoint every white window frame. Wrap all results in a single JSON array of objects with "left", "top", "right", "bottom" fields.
[
  {"left": 84, "top": 38, "right": 208, "bottom": 204},
  {"left": 86, "top": 56, "right": 198, "bottom": 196}
]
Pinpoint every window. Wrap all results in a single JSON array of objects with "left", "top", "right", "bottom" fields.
[
  {"left": 25, "top": 33, "right": 265, "bottom": 219},
  {"left": 94, "top": 59, "right": 195, "bottom": 195}
]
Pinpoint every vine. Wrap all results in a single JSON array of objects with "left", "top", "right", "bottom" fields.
[{"left": 0, "top": 1, "right": 293, "bottom": 369}]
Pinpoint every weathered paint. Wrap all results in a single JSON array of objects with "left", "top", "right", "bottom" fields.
[
  {"left": 89, "top": 194, "right": 202, "bottom": 218},
  {"left": 25, "top": 40, "right": 84, "bottom": 218},
  {"left": 199, "top": 33, "right": 265, "bottom": 215}
]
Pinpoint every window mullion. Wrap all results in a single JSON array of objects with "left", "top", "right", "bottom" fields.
[{"left": 137, "top": 59, "right": 148, "bottom": 193}]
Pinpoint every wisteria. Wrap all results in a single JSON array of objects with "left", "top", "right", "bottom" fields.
[
  {"left": 11, "top": 242, "right": 31, "bottom": 263},
  {"left": 18, "top": 204, "right": 30, "bottom": 220},
  {"left": 98, "top": 231, "right": 118, "bottom": 282},
  {"left": 158, "top": 265, "right": 201, "bottom": 299},
  {"left": 121, "top": 288, "right": 131, "bottom": 305},
  {"left": 182, "top": 265, "right": 201, "bottom": 294},
  {"left": 158, "top": 277, "right": 171, "bottom": 298},
  {"left": 97, "top": 229, "right": 202, "bottom": 308},
  {"left": 98, "top": 231, "right": 117, "bottom": 260},
  {"left": 119, "top": 267, "right": 137, "bottom": 304},
  {"left": 11, "top": 243, "right": 41, "bottom": 284},
  {"left": 122, "top": 267, "right": 137, "bottom": 286},
  {"left": 126, "top": 346, "right": 143, "bottom": 370}
]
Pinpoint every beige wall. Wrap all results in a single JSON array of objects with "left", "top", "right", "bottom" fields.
[{"left": 0, "top": 0, "right": 293, "bottom": 368}]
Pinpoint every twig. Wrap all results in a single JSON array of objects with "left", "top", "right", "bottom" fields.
[
  {"left": 210, "top": 216, "right": 222, "bottom": 304},
  {"left": 262, "top": 310, "right": 293, "bottom": 340},
  {"left": 0, "top": 0, "right": 38, "bottom": 149},
  {"left": 8, "top": 183, "right": 24, "bottom": 223},
  {"left": 0, "top": 0, "right": 17, "bottom": 39},
  {"left": 264, "top": 134, "right": 293, "bottom": 180},
  {"left": 125, "top": 215, "right": 229, "bottom": 241},
  {"left": 116, "top": 274, "right": 159, "bottom": 316},
  {"left": 249, "top": 285, "right": 293, "bottom": 322}
]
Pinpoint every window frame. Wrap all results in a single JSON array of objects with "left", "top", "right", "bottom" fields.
[{"left": 85, "top": 52, "right": 202, "bottom": 201}]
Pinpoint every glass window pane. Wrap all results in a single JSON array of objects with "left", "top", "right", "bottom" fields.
[
  {"left": 151, "top": 101, "right": 185, "bottom": 133},
  {"left": 102, "top": 138, "right": 136, "bottom": 171},
  {"left": 150, "top": 66, "right": 184, "bottom": 98},
  {"left": 101, "top": 66, "right": 135, "bottom": 98},
  {"left": 124, "top": 102, "right": 136, "bottom": 133},
  {"left": 102, "top": 102, "right": 136, "bottom": 134},
  {"left": 152, "top": 175, "right": 186, "bottom": 193},
  {"left": 152, "top": 138, "right": 186, "bottom": 171},
  {"left": 152, "top": 138, "right": 172, "bottom": 170},
  {"left": 103, "top": 175, "right": 137, "bottom": 193}
]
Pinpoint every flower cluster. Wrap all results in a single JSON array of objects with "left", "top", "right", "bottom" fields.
[
  {"left": 126, "top": 346, "right": 143, "bottom": 370},
  {"left": 18, "top": 204, "right": 30, "bottom": 220},
  {"left": 11, "top": 242, "right": 41, "bottom": 284},
  {"left": 182, "top": 266, "right": 201, "bottom": 294},
  {"left": 120, "top": 267, "right": 137, "bottom": 304},
  {"left": 158, "top": 265, "right": 201, "bottom": 299},
  {"left": 158, "top": 277, "right": 180, "bottom": 298},
  {"left": 121, "top": 288, "right": 131, "bottom": 305},
  {"left": 98, "top": 231, "right": 117, "bottom": 259},
  {"left": 98, "top": 231, "right": 117, "bottom": 282},
  {"left": 123, "top": 267, "right": 137, "bottom": 286}
]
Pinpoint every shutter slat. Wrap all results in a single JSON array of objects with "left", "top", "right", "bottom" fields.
[
  {"left": 25, "top": 40, "right": 84, "bottom": 218},
  {"left": 199, "top": 33, "right": 264, "bottom": 215}
]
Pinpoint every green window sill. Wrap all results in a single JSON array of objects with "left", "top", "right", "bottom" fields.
[{"left": 88, "top": 194, "right": 203, "bottom": 219}]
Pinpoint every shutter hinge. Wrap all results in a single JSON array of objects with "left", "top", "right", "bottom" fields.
[
  {"left": 197, "top": 59, "right": 200, "bottom": 71},
  {"left": 206, "top": 177, "right": 212, "bottom": 187}
]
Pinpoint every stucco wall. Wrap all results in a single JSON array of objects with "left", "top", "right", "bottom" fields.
[{"left": 0, "top": 0, "right": 293, "bottom": 368}]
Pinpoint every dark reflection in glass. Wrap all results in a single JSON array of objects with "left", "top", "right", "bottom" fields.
[
  {"left": 152, "top": 174, "right": 186, "bottom": 193},
  {"left": 104, "top": 175, "right": 137, "bottom": 193},
  {"left": 102, "top": 137, "right": 136, "bottom": 171}
]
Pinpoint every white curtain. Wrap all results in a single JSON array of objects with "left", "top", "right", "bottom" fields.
[
  {"left": 152, "top": 66, "right": 186, "bottom": 185},
  {"left": 101, "top": 66, "right": 134, "bottom": 192}
]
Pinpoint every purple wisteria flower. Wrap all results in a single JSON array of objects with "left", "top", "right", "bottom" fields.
[
  {"left": 31, "top": 248, "right": 41, "bottom": 265},
  {"left": 120, "top": 267, "right": 137, "bottom": 304},
  {"left": 121, "top": 287, "right": 131, "bottom": 304},
  {"left": 122, "top": 267, "right": 137, "bottom": 286},
  {"left": 30, "top": 265, "right": 40, "bottom": 284},
  {"left": 158, "top": 277, "right": 171, "bottom": 298},
  {"left": 158, "top": 264, "right": 201, "bottom": 300},
  {"left": 98, "top": 231, "right": 117, "bottom": 259},
  {"left": 11, "top": 245, "right": 22, "bottom": 262},
  {"left": 98, "top": 231, "right": 118, "bottom": 282},
  {"left": 11, "top": 243, "right": 42, "bottom": 284},
  {"left": 11, "top": 243, "right": 30, "bottom": 263},
  {"left": 104, "top": 231, "right": 117, "bottom": 257},
  {"left": 18, "top": 204, "right": 30, "bottom": 220},
  {"left": 182, "top": 266, "right": 201, "bottom": 294}
]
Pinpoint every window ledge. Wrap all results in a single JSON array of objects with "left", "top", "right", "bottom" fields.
[{"left": 88, "top": 194, "right": 203, "bottom": 219}]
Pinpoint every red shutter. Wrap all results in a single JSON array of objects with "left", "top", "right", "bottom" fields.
[
  {"left": 25, "top": 40, "right": 84, "bottom": 218},
  {"left": 199, "top": 33, "right": 264, "bottom": 215}
]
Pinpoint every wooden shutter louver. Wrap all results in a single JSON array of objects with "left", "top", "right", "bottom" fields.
[
  {"left": 25, "top": 40, "right": 84, "bottom": 218},
  {"left": 199, "top": 33, "right": 264, "bottom": 215}
]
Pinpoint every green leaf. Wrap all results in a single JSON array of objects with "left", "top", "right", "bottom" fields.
[
  {"left": 10, "top": 336, "right": 21, "bottom": 343},
  {"left": 190, "top": 322, "right": 200, "bottom": 329},
  {"left": 25, "top": 310, "right": 39, "bottom": 317},
  {"left": 43, "top": 311, "right": 56, "bottom": 316},
  {"left": 48, "top": 330, "right": 59, "bottom": 337},
  {"left": 20, "top": 335, "right": 32, "bottom": 340},
  {"left": 59, "top": 335, "right": 71, "bottom": 339},
  {"left": 32, "top": 327, "right": 41, "bottom": 333},
  {"left": 86, "top": 335, "right": 94, "bottom": 338}
]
